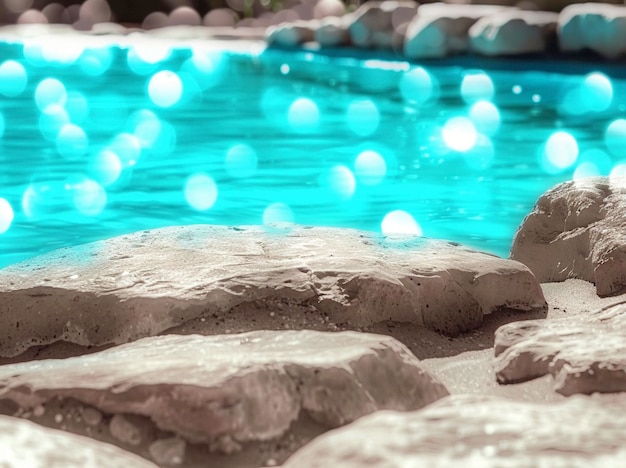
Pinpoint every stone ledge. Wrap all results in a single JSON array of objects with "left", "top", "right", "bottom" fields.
[{"left": 0, "top": 225, "right": 546, "bottom": 357}]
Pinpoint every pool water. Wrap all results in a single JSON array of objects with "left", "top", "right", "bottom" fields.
[{"left": 0, "top": 37, "right": 625, "bottom": 268}]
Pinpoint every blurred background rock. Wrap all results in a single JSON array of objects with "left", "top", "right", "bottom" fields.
[{"left": 0, "top": 0, "right": 623, "bottom": 29}]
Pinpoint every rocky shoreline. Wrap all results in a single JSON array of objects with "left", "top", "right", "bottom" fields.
[{"left": 1, "top": 177, "right": 626, "bottom": 466}]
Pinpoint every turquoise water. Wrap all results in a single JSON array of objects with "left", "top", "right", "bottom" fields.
[{"left": 0, "top": 39, "right": 626, "bottom": 268}]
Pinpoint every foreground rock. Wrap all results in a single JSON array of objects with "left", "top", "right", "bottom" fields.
[
  {"left": 495, "top": 301, "right": 626, "bottom": 395},
  {"left": 0, "top": 225, "right": 546, "bottom": 358},
  {"left": 281, "top": 394, "right": 626, "bottom": 467},
  {"left": 0, "top": 330, "right": 447, "bottom": 467},
  {"left": 511, "top": 177, "right": 626, "bottom": 297},
  {"left": 0, "top": 415, "right": 156, "bottom": 468}
]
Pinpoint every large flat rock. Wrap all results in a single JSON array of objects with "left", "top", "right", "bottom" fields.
[
  {"left": 281, "top": 394, "right": 626, "bottom": 467},
  {"left": 0, "top": 330, "right": 447, "bottom": 466},
  {"left": 0, "top": 415, "right": 156, "bottom": 468},
  {"left": 0, "top": 225, "right": 546, "bottom": 357},
  {"left": 511, "top": 177, "right": 626, "bottom": 297},
  {"left": 494, "top": 301, "right": 626, "bottom": 395}
]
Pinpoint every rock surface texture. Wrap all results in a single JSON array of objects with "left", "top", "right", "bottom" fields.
[
  {"left": 511, "top": 177, "right": 626, "bottom": 297},
  {"left": 469, "top": 10, "right": 558, "bottom": 56},
  {"left": 495, "top": 301, "right": 626, "bottom": 395},
  {"left": 0, "top": 415, "right": 157, "bottom": 468},
  {"left": 0, "top": 330, "right": 448, "bottom": 466},
  {"left": 281, "top": 394, "right": 626, "bottom": 467},
  {"left": 0, "top": 225, "right": 546, "bottom": 358}
]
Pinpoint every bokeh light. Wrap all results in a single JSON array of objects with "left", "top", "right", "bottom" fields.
[
  {"left": 577, "top": 148, "right": 613, "bottom": 175},
  {"left": 78, "top": 47, "right": 113, "bottom": 76},
  {"left": 35, "top": 78, "right": 67, "bottom": 111},
  {"left": 610, "top": 163, "right": 626, "bottom": 180},
  {"left": 540, "top": 131, "right": 579, "bottom": 173},
  {"left": 148, "top": 71, "right": 183, "bottom": 108},
  {"left": 72, "top": 178, "right": 107, "bottom": 216},
  {"left": 399, "top": 66, "right": 437, "bottom": 106},
  {"left": 354, "top": 149, "right": 387, "bottom": 186},
  {"left": 181, "top": 49, "right": 226, "bottom": 90},
  {"left": 225, "top": 143, "right": 258, "bottom": 178},
  {"left": 287, "top": 97, "right": 320, "bottom": 132},
  {"left": 325, "top": 165, "right": 356, "bottom": 199},
  {"left": 573, "top": 161, "right": 601, "bottom": 180},
  {"left": 127, "top": 41, "right": 172, "bottom": 75},
  {"left": 184, "top": 173, "right": 218, "bottom": 211},
  {"left": 0, "top": 198, "right": 14, "bottom": 234},
  {"left": 581, "top": 72, "right": 613, "bottom": 112},
  {"left": 126, "top": 109, "right": 162, "bottom": 149},
  {"left": 56, "top": 124, "right": 88, "bottom": 159},
  {"left": 39, "top": 104, "right": 69, "bottom": 141},
  {"left": 109, "top": 133, "right": 141, "bottom": 168},
  {"left": 88, "top": 150, "right": 122, "bottom": 186},
  {"left": 381, "top": 210, "right": 422, "bottom": 236},
  {"left": 263, "top": 202, "right": 294, "bottom": 225},
  {"left": 41, "top": 38, "right": 83, "bottom": 66},
  {"left": 442, "top": 117, "right": 478, "bottom": 152},
  {"left": 461, "top": 71, "right": 495, "bottom": 104},
  {"left": 605, "top": 119, "right": 626, "bottom": 157},
  {"left": 346, "top": 99, "right": 380, "bottom": 137},
  {"left": 0, "top": 60, "right": 27, "bottom": 97},
  {"left": 469, "top": 100, "right": 501, "bottom": 136},
  {"left": 64, "top": 90, "right": 89, "bottom": 124}
]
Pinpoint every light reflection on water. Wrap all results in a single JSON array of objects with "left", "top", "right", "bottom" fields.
[{"left": 1, "top": 40, "right": 626, "bottom": 268}]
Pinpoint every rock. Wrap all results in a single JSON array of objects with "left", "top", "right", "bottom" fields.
[
  {"left": 0, "top": 331, "right": 448, "bottom": 461},
  {"left": 348, "top": 1, "right": 418, "bottom": 49},
  {"left": 281, "top": 394, "right": 626, "bottom": 467},
  {"left": 0, "top": 415, "right": 157, "bottom": 467},
  {"left": 0, "top": 225, "right": 546, "bottom": 357},
  {"left": 494, "top": 301, "right": 626, "bottom": 395},
  {"left": 558, "top": 3, "right": 626, "bottom": 58},
  {"left": 404, "top": 3, "right": 510, "bottom": 58},
  {"left": 315, "top": 16, "right": 350, "bottom": 47},
  {"left": 470, "top": 10, "right": 558, "bottom": 56},
  {"left": 511, "top": 177, "right": 626, "bottom": 297},
  {"left": 265, "top": 20, "right": 317, "bottom": 47}
]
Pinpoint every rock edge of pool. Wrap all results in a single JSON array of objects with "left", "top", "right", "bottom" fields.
[{"left": 1, "top": 176, "right": 626, "bottom": 467}]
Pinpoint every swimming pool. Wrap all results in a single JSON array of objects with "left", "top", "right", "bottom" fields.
[{"left": 0, "top": 36, "right": 625, "bottom": 268}]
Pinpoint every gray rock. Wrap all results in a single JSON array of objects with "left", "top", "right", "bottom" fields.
[
  {"left": 558, "top": 3, "right": 626, "bottom": 58},
  {"left": 494, "top": 301, "right": 626, "bottom": 395},
  {"left": 404, "top": 3, "right": 510, "bottom": 59},
  {"left": 511, "top": 177, "right": 626, "bottom": 297},
  {"left": 0, "top": 415, "right": 157, "bottom": 468},
  {"left": 0, "top": 331, "right": 448, "bottom": 460},
  {"left": 470, "top": 10, "right": 558, "bottom": 56},
  {"left": 281, "top": 394, "right": 626, "bottom": 467},
  {"left": 0, "top": 225, "right": 546, "bottom": 357},
  {"left": 265, "top": 20, "right": 317, "bottom": 47},
  {"left": 348, "top": 1, "right": 418, "bottom": 49},
  {"left": 315, "top": 16, "right": 350, "bottom": 47}
]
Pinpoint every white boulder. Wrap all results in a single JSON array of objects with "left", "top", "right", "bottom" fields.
[
  {"left": 404, "top": 3, "right": 510, "bottom": 59},
  {"left": 0, "top": 225, "right": 547, "bottom": 357},
  {"left": 348, "top": 1, "right": 418, "bottom": 49},
  {"left": 511, "top": 177, "right": 626, "bottom": 297},
  {"left": 0, "top": 331, "right": 448, "bottom": 463},
  {"left": 282, "top": 394, "right": 626, "bottom": 467},
  {"left": 470, "top": 10, "right": 558, "bottom": 56},
  {"left": 0, "top": 415, "right": 156, "bottom": 468},
  {"left": 558, "top": 3, "right": 626, "bottom": 58},
  {"left": 495, "top": 302, "right": 626, "bottom": 395}
]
